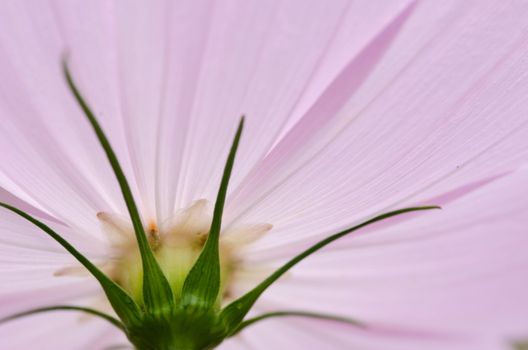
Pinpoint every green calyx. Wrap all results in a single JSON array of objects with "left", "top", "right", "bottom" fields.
[{"left": 0, "top": 61, "right": 440, "bottom": 349}]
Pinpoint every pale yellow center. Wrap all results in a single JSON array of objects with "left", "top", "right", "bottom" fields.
[{"left": 55, "top": 199, "right": 272, "bottom": 308}]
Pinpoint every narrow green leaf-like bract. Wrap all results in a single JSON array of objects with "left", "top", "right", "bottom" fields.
[
  {"left": 220, "top": 206, "right": 440, "bottom": 330},
  {"left": 232, "top": 310, "right": 365, "bottom": 335},
  {"left": 0, "top": 305, "right": 125, "bottom": 331},
  {"left": 181, "top": 117, "right": 245, "bottom": 310},
  {"left": 0, "top": 202, "right": 140, "bottom": 325},
  {"left": 63, "top": 61, "right": 174, "bottom": 315}
]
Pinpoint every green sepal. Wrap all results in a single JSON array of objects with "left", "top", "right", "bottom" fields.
[
  {"left": 0, "top": 202, "right": 140, "bottom": 325},
  {"left": 63, "top": 61, "right": 174, "bottom": 315},
  {"left": 231, "top": 310, "right": 365, "bottom": 336},
  {"left": 0, "top": 305, "right": 125, "bottom": 331},
  {"left": 220, "top": 206, "right": 440, "bottom": 331},
  {"left": 181, "top": 117, "right": 244, "bottom": 310},
  {"left": 513, "top": 341, "right": 528, "bottom": 350}
]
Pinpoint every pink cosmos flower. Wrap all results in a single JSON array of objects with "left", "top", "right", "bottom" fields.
[{"left": 1, "top": 0, "right": 528, "bottom": 349}]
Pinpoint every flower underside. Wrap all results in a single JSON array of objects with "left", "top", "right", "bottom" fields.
[
  {"left": 56, "top": 200, "right": 273, "bottom": 310},
  {"left": 0, "top": 60, "right": 439, "bottom": 350}
]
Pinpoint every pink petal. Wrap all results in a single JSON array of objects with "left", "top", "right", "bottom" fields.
[
  {"left": 167, "top": 0, "right": 355, "bottom": 212},
  {"left": 228, "top": 0, "right": 528, "bottom": 251},
  {"left": 0, "top": 310, "right": 125, "bottom": 350},
  {"left": 223, "top": 319, "right": 505, "bottom": 350},
  {"left": 0, "top": 200, "right": 109, "bottom": 315},
  {"left": 46, "top": 0, "right": 375, "bottom": 225},
  {"left": 234, "top": 169, "right": 528, "bottom": 349},
  {"left": 0, "top": 0, "right": 412, "bottom": 228},
  {"left": 0, "top": 194, "right": 107, "bottom": 254},
  {"left": 0, "top": 1, "right": 132, "bottom": 234}
]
